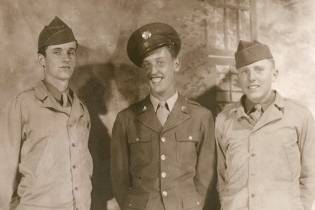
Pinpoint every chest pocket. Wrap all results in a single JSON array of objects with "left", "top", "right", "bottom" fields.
[
  {"left": 175, "top": 132, "right": 200, "bottom": 165},
  {"left": 127, "top": 128, "right": 153, "bottom": 168}
]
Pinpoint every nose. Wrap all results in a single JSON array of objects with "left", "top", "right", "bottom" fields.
[
  {"left": 62, "top": 52, "right": 71, "bottom": 62},
  {"left": 149, "top": 64, "right": 158, "bottom": 74},
  {"left": 247, "top": 69, "right": 256, "bottom": 81}
]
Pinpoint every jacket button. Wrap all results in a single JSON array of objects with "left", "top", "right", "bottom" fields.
[
  {"left": 161, "top": 154, "right": 166, "bottom": 160},
  {"left": 161, "top": 137, "right": 166, "bottom": 142},
  {"left": 162, "top": 191, "right": 168, "bottom": 197},
  {"left": 135, "top": 137, "right": 140, "bottom": 142},
  {"left": 196, "top": 201, "right": 200, "bottom": 205},
  {"left": 188, "top": 136, "right": 193, "bottom": 140},
  {"left": 72, "top": 143, "right": 76, "bottom": 147},
  {"left": 251, "top": 153, "right": 256, "bottom": 157},
  {"left": 161, "top": 172, "right": 167, "bottom": 178}
]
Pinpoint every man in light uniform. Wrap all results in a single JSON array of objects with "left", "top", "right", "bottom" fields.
[
  {"left": 0, "top": 16, "right": 92, "bottom": 210},
  {"left": 215, "top": 40, "right": 315, "bottom": 210}
]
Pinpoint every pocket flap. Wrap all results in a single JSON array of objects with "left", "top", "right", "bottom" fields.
[
  {"left": 181, "top": 192, "right": 202, "bottom": 209},
  {"left": 124, "top": 193, "right": 149, "bottom": 209},
  {"left": 175, "top": 131, "right": 200, "bottom": 142},
  {"left": 127, "top": 127, "right": 152, "bottom": 144}
]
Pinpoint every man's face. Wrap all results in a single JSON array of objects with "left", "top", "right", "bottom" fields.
[
  {"left": 237, "top": 59, "right": 278, "bottom": 103},
  {"left": 39, "top": 41, "right": 77, "bottom": 82},
  {"left": 142, "top": 46, "right": 180, "bottom": 100}
]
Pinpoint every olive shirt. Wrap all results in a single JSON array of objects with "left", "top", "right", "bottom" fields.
[
  {"left": 215, "top": 92, "right": 315, "bottom": 210},
  {"left": 111, "top": 94, "right": 217, "bottom": 210},
  {"left": 0, "top": 81, "right": 92, "bottom": 210}
]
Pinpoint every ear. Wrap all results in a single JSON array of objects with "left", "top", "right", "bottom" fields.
[
  {"left": 272, "top": 68, "right": 279, "bottom": 82},
  {"left": 174, "top": 57, "right": 180, "bottom": 72},
  {"left": 38, "top": 53, "right": 46, "bottom": 68}
]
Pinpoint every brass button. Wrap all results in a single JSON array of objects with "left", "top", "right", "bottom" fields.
[
  {"left": 161, "top": 137, "right": 166, "bottom": 142},
  {"left": 161, "top": 154, "right": 166, "bottom": 160},
  {"left": 188, "top": 136, "right": 193, "bottom": 140},
  {"left": 162, "top": 191, "right": 168, "bottom": 197},
  {"left": 161, "top": 172, "right": 167, "bottom": 178}
]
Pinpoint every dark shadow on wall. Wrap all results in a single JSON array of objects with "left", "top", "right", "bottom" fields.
[{"left": 72, "top": 63, "right": 115, "bottom": 210}]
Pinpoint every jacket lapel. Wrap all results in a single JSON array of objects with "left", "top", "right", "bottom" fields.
[
  {"left": 136, "top": 96, "right": 162, "bottom": 133},
  {"left": 163, "top": 95, "right": 190, "bottom": 132}
]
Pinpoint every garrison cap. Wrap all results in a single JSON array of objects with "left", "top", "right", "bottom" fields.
[
  {"left": 127, "top": 22, "right": 181, "bottom": 67},
  {"left": 235, "top": 40, "right": 273, "bottom": 69},
  {"left": 38, "top": 16, "right": 77, "bottom": 53}
]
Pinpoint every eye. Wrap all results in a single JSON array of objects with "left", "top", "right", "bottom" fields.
[
  {"left": 68, "top": 50, "right": 76, "bottom": 56},
  {"left": 254, "top": 66, "right": 264, "bottom": 72},
  {"left": 156, "top": 60, "right": 165, "bottom": 67},
  {"left": 142, "top": 62, "right": 151, "bottom": 70},
  {"left": 53, "top": 50, "right": 61, "bottom": 55}
]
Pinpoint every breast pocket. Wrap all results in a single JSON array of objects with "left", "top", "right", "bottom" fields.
[
  {"left": 127, "top": 129, "right": 153, "bottom": 168},
  {"left": 175, "top": 132, "right": 200, "bottom": 165}
]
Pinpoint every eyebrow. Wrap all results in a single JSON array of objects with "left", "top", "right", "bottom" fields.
[{"left": 51, "top": 47, "right": 76, "bottom": 51}]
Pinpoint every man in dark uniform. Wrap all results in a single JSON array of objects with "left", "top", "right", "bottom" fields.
[
  {"left": 111, "top": 23, "right": 217, "bottom": 210},
  {"left": 0, "top": 17, "right": 92, "bottom": 210}
]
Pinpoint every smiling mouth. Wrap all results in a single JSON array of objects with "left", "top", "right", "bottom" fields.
[
  {"left": 60, "top": 66, "right": 71, "bottom": 70},
  {"left": 150, "top": 76, "right": 163, "bottom": 84},
  {"left": 248, "top": 84, "right": 260, "bottom": 89}
]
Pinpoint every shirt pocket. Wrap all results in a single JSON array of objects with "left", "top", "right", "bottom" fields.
[
  {"left": 282, "top": 142, "right": 301, "bottom": 181},
  {"left": 124, "top": 193, "right": 150, "bottom": 210},
  {"left": 127, "top": 129, "right": 152, "bottom": 168},
  {"left": 180, "top": 191, "right": 202, "bottom": 210},
  {"left": 175, "top": 131, "right": 200, "bottom": 165}
]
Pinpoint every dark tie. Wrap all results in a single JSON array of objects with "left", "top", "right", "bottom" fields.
[
  {"left": 156, "top": 102, "right": 169, "bottom": 126},
  {"left": 249, "top": 104, "right": 262, "bottom": 123},
  {"left": 62, "top": 92, "right": 68, "bottom": 107}
]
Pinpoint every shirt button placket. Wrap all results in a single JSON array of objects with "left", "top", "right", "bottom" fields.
[{"left": 248, "top": 133, "right": 257, "bottom": 209}]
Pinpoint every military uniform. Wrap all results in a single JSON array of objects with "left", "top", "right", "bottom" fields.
[
  {"left": 215, "top": 40, "right": 315, "bottom": 210},
  {"left": 0, "top": 17, "right": 92, "bottom": 210},
  {"left": 111, "top": 94, "right": 216, "bottom": 210}
]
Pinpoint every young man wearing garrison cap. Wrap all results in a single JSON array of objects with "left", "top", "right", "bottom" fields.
[
  {"left": 215, "top": 40, "right": 315, "bottom": 210},
  {"left": 0, "top": 17, "right": 92, "bottom": 210},
  {"left": 111, "top": 23, "right": 218, "bottom": 210}
]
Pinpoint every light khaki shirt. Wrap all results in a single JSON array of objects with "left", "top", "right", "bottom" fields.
[
  {"left": 0, "top": 81, "right": 92, "bottom": 210},
  {"left": 216, "top": 92, "right": 315, "bottom": 210}
]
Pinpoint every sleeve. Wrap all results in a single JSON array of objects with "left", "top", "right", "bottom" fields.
[
  {"left": 110, "top": 112, "right": 130, "bottom": 208},
  {"left": 299, "top": 109, "right": 315, "bottom": 210},
  {"left": 194, "top": 110, "right": 220, "bottom": 210},
  {"left": 0, "top": 97, "right": 23, "bottom": 210},
  {"left": 215, "top": 114, "right": 227, "bottom": 196}
]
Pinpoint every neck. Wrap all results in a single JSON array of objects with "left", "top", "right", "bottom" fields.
[
  {"left": 151, "top": 90, "right": 177, "bottom": 102},
  {"left": 44, "top": 77, "right": 69, "bottom": 93}
]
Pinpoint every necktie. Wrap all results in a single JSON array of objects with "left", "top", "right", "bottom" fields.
[
  {"left": 62, "top": 92, "right": 68, "bottom": 107},
  {"left": 156, "top": 102, "right": 169, "bottom": 126},
  {"left": 249, "top": 104, "right": 262, "bottom": 123}
]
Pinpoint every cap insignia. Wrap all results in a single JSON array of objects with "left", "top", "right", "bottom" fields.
[{"left": 142, "top": 31, "right": 152, "bottom": 40}]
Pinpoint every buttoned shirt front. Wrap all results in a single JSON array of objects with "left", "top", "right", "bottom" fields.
[
  {"left": 0, "top": 81, "right": 92, "bottom": 210},
  {"left": 215, "top": 92, "right": 315, "bottom": 210},
  {"left": 111, "top": 94, "right": 217, "bottom": 210}
]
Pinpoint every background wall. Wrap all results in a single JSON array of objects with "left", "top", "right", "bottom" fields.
[{"left": 1, "top": 0, "right": 315, "bottom": 209}]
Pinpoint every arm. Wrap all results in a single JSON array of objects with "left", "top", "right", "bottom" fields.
[
  {"left": 299, "top": 110, "right": 315, "bottom": 210},
  {"left": 194, "top": 110, "right": 219, "bottom": 209},
  {"left": 0, "top": 97, "right": 23, "bottom": 210},
  {"left": 110, "top": 112, "right": 130, "bottom": 208}
]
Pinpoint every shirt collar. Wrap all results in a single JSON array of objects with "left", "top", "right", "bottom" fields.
[
  {"left": 243, "top": 91, "right": 276, "bottom": 114},
  {"left": 42, "top": 80, "right": 73, "bottom": 105},
  {"left": 234, "top": 90, "right": 284, "bottom": 119},
  {"left": 150, "top": 92, "right": 179, "bottom": 112}
]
